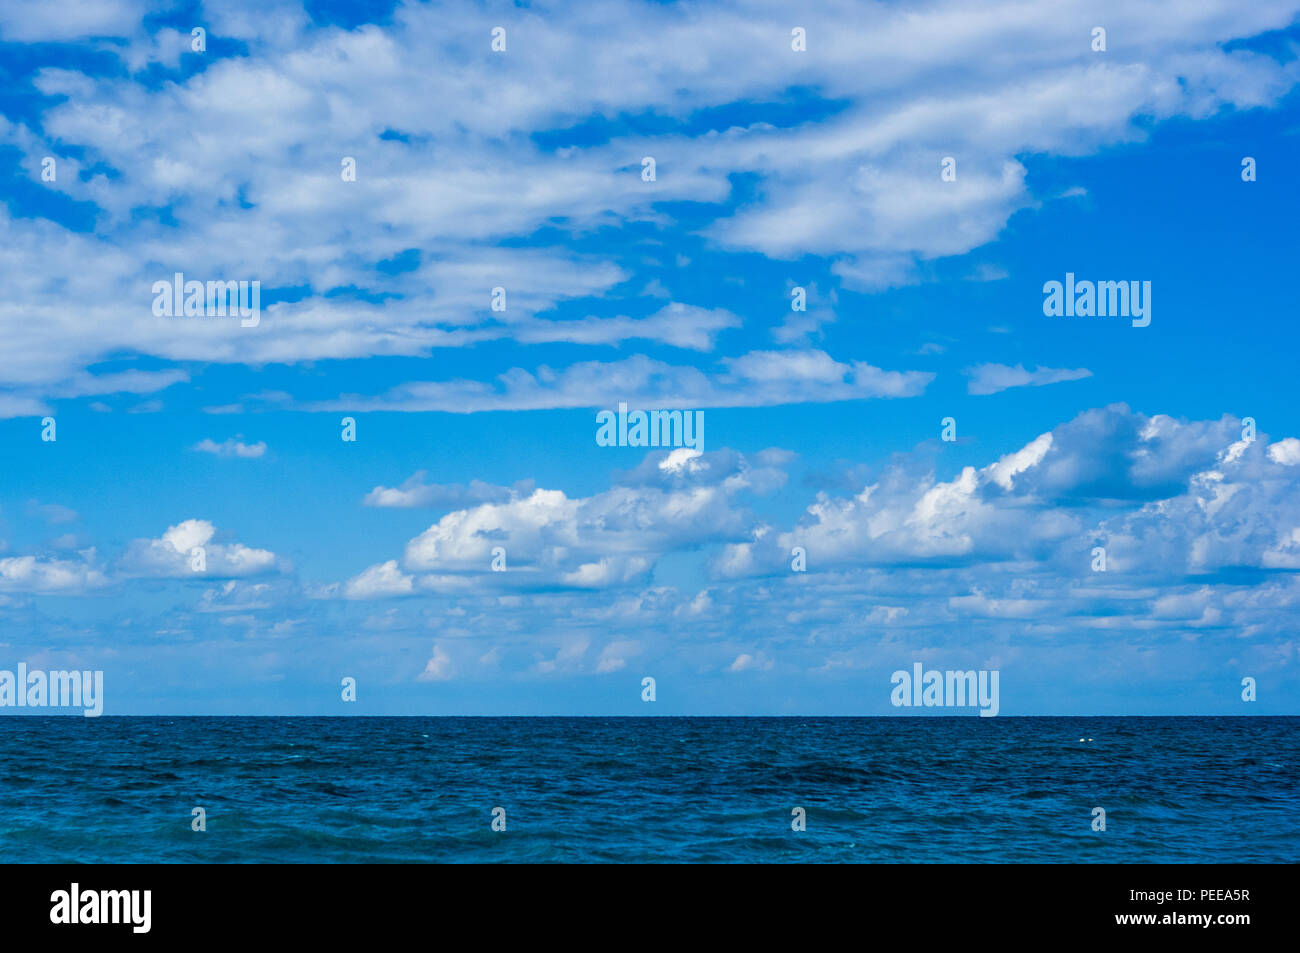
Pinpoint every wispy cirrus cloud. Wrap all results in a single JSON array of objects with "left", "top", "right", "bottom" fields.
[
  {"left": 965, "top": 362, "right": 1093, "bottom": 395},
  {"left": 315, "top": 349, "right": 934, "bottom": 413}
]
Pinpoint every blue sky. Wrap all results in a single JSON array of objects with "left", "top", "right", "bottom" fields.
[{"left": 0, "top": 0, "right": 1298, "bottom": 714}]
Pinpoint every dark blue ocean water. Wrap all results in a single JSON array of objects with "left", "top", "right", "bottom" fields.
[{"left": 0, "top": 716, "right": 1294, "bottom": 863}]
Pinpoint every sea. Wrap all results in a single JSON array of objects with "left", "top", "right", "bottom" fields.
[{"left": 0, "top": 716, "right": 1294, "bottom": 863}]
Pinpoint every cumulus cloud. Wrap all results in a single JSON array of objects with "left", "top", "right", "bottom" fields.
[
  {"left": 418, "top": 643, "right": 454, "bottom": 681},
  {"left": 1267, "top": 438, "right": 1300, "bottom": 466},
  {"left": 196, "top": 580, "right": 285, "bottom": 613},
  {"left": 615, "top": 446, "right": 789, "bottom": 494},
  {"left": 194, "top": 437, "right": 268, "bottom": 458},
  {"left": 727, "top": 652, "right": 773, "bottom": 672},
  {"left": 1093, "top": 439, "right": 1300, "bottom": 576},
  {"left": 344, "top": 448, "right": 790, "bottom": 595},
  {"left": 716, "top": 405, "right": 1300, "bottom": 577},
  {"left": 344, "top": 560, "right": 415, "bottom": 599},
  {"left": 54, "top": 398, "right": 1289, "bottom": 701},
  {"left": 596, "top": 640, "right": 640, "bottom": 673},
  {"left": 331, "top": 408, "right": 1300, "bottom": 613},
  {"left": 119, "top": 519, "right": 285, "bottom": 578},
  {"left": 0, "top": 553, "right": 108, "bottom": 594}
]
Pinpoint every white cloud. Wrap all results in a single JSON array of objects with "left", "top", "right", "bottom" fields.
[
  {"left": 562, "top": 556, "right": 652, "bottom": 588},
  {"left": 728, "top": 652, "right": 773, "bottom": 672},
  {"left": 194, "top": 437, "right": 268, "bottom": 458},
  {"left": 316, "top": 349, "right": 933, "bottom": 413},
  {"left": 3, "top": 0, "right": 1294, "bottom": 410},
  {"left": 512, "top": 303, "right": 741, "bottom": 351},
  {"left": 596, "top": 640, "right": 640, "bottom": 673},
  {"left": 965, "top": 363, "right": 1093, "bottom": 395},
  {"left": 363, "top": 474, "right": 530, "bottom": 509},
  {"left": 1267, "top": 438, "right": 1300, "bottom": 466},
  {"left": 948, "top": 591, "right": 1052, "bottom": 618},
  {"left": 659, "top": 448, "right": 704, "bottom": 474},
  {"left": 0, "top": 0, "right": 142, "bottom": 42},
  {"left": 119, "top": 519, "right": 284, "bottom": 578},
  {"left": 717, "top": 406, "right": 1300, "bottom": 577},
  {"left": 417, "top": 643, "right": 454, "bottom": 681},
  {"left": 339, "top": 449, "right": 789, "bottom": 596},
  {"left": 345, "top": 560, "right": 415, "bottom": 599},
  {"left": 0, "top": 553, "right": 108, "bottom": 594}
]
